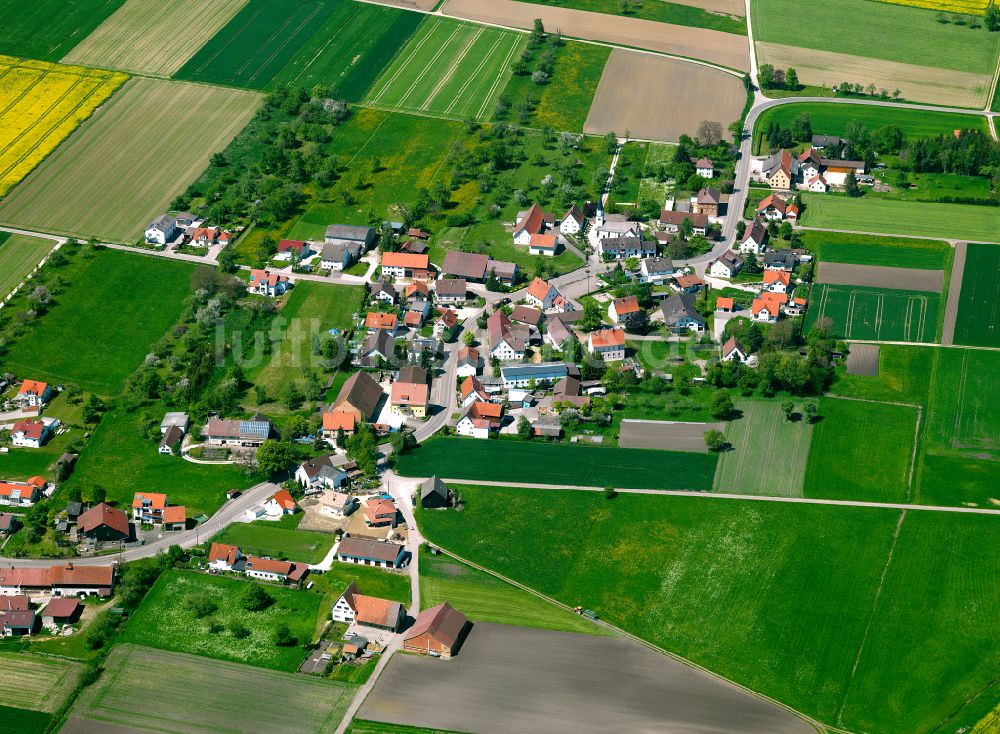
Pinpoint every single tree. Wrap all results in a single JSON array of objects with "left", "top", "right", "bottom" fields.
[
  {"left": 785, "top": 68, "right": 799, "bottom": 90},
  {"left": 803, "top": 402, "right": 819, "bottom": 423},
  {"left": 517, "top": 415, "right": 533, "bottom": 440},
  {"left": 710, "top": 391, "right": 734, "bottom": 420},
  {"left": 781, "top": 400, "right": 796, "bottom": 420},
  {"left": 241, "top": 583, "right": 274, "bottom": 612},
  {"left": 704, "top": 429, "right": 727, "bottom": 452}
]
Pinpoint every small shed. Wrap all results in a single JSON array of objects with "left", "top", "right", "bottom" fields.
[{"left": 420, "top": 476, "right": 451, "bottom": 510}]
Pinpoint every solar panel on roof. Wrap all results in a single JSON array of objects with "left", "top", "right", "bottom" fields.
[{"left": 239, "top": 421, "right": 269, "bottom": 438}]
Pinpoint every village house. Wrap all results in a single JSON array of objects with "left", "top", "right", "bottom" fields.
[
  {"left": 510, "top": 305, "right": 543, "bottom": 330},
  {"left": 405, "top": 281, "right": 430, "bottom": 301},
  {"left": 692, "top": 187, "right": 721, "bottom": 217},
  {"left": 434, "top": 308, "right": 458, "bottom": 339},
  {"left": 739, "top": 220, "right": 769, "bottom": 256},
  {"left": 460, "top": 376, "right": 490, "bottom": 408},
  {"left": 320, "top": 241, "right": 361, "bottom": 271},
  {"left": 456, "top": 346, "right": 480, "bottom": 378},
  {"left": 144, "top": 214, "right": 177, "bottom": 245},
  {"left": 674, "top": 273, "right": 705, "bottom": 294},
  {"left": 695, "top": 157, "right": 715, "bottom": 178},
  {"left": 559, "top": 204, "right": 585, "bottom": 235},
  {"left": 160, "top": 506, "right": 186, "bottom": 532},
  {"left": 204, "top": 414, "right": 274, "bottom": 447},
  {"left": 244, "top": 556, "right": 308, "bottom": 585},
  {"left": 716, "top": 296, "right": 735, "bottom": 313},
  {"left": 456, "top": 401, "right": 503, "bottom": 438},
  {"left": 658, "top": 211, "right": 708, "bottom": 236},
  {"left": 639, "top": 257, "right": 677, "bottom": 284},
  {"left": 721, "top": 336, "right": 749, "bottom": 363},
  {"left": 15, "top": 379, "right": 51, "bottom": 409},
  {"left": 10, "top": 417, "right": 59, "bottom": 448},
  {"left": 551, "top": 376, "right": 590, "bottom": 410},
  {"left": 319, "top": 490, "right": 357, "bottom": 518},
  {"left": 189, "top": 226, "right": 232, "bottom": 247},
  {"left": 525, "top": 277, "right": 558, "bottom": 310},
  {"left": 756, "top": 193, "right": 798, "bottom": 221},
  {"left": 608, "top": 296, "right": 641, "bottom": 327},
  {"left": 158, "top": 425, "right": 184, "bottom": 455},
  {"left": 754, "top": 149, "right": 795, "bottom": 190},
  {"left": 0, "top": 513, "right": 19, "bottom": 535},
  {"left": 660, "top": 292, "right": 706, "bottom": 333},
  {"left": 500, "top": 362, "right": 569, "bottom": 389},
  {"left": 403, "top": 601, "right": 470, "bottom": 659},
  {"left": 404, "top": 300, "right": 432, "bottom": 329},
  {"left": 763, "top": 250, "right": 798, "bottom": 271},
  {"left": 295, "top": 456, "right": 348, "bottom": 491},
  {"left": 709, "top": 250, "right": 744, "bottom": 279},
  {"left": 544, "top": 316, "right": 575, "bottom": 351},
  {"left": 390, "top": 380, "right": 429, "bottom": 418},
  {"left": 276, "top": 239, "right": 313, "bottom": 261},
  {"left": 435, "top": 278, "right": 468, "bottom": 306},
  {"left": 421, "top": 476, "right": 451, "bottom": 509},
  {"left": 487, "top": 311, "right": 527, "bottom": 362},
  {"left": 266, "top": 489, "right": 297, "bottom": 516},
  {"left": 365, "top": 497, "right": 398, "bottom": 527},
  {"left": 0, "top": 477, "right": 45, "bottom": 507},
  {"left": 336, "top": 536, "right": 407, "bottom": 569},
  {"left": 131, "top": 492, "right": 168, "bottom": 525},
  {"left": 372, "top": 278, "right": 399, "bottom": 305},
  {"left": 208, "top": 543, "right": 244, "bottom": 572},
  {"left": 77, "top": 503, "right": 130, "bottom": 542},
  {"left": 600, "top": 237, "right": 655, "bottom": 261},
  {"left": 332, "top": 582, "right": 406, "bottom": 631},
  {"left": 357, "top": 330, "right": 394, "bottom": 369},
  {"left": 487, "top": 260, "right": 519, "bottom": 286},
  {"left": 594, "top": 219, "right": 642, "bottom": 240},
  {"left": 528, "top": 233, "right": 559, "bottom": 257},
  {"left": 763, "top": 269, "right": 792, "bottom": 294},
  {"left": 381, "top": 251, "right": 431, "bottom": 281},
  {"left": 811, "top": 135, "right": 843, "bottom": 151},
  {"left": 0, "top": 605, "right": 35, "bottom": 637},
  {"left": 442, "top": 251, "right": 489, "bottom": 282},
  {"left": 587, "top": 327, "right": 625, "bottom": 362},
  {"left": 0, "top": 564, "right": 114, "bottom": 597},
  {"left": 785, "top": 295, "right": 808, "bottom": 316},
  {"left": 752, "top": 291, "right": 789, "bottom": 323},
  {"left": 365, "top": 312, "right": 399, "bottom": 337},
  {"left": 248, "top": 269, "right": 289, "bottom": 297},
  {"left": 799, "top": 147, "right": 866, "bottom": 187},
  {"left": 512, "top": 203, "right": 549, "bottom": 245}
]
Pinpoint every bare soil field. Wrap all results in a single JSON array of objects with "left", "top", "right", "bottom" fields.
[
  {"left": 658, "top": 0, "right": 746, "bottom": 14},
  {"left": 756, "top": 42, "right": 991, "bottom": 108},
  {"left": 361, "top": 0, "right": 439, "bottom": 9},
  {"left": 62, "top": 644, "right": 354, "bottom": 734},
  {"left": 846, "top": 344, "right": 880, "bottom": 376},
  {"left": 584, "top": 49, "right": 746, "bottom": 141},
  {"left": 443, "top": 0, "right": 750, "bottom": 70},
  {"left": 817, "top": 262, "right": 945, "bottom": 292},
  {"left": 941, "top": 241, "right": 966, "bottom": 345},
  {"left": 619, "top": 418, "right": 724, "bottom": 451},
  {"left": 362, "top": 623, "right": 814, "bottom": 733},
  {"left": 62, "top": 0, "right": 248, "bottom": 76},
  {"left": 0, "top": 78, "right": 261, "bottom": 242}
]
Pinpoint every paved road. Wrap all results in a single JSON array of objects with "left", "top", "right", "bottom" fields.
[{"left": 441, "top": 478, "right": 1000, "bottom": 516}]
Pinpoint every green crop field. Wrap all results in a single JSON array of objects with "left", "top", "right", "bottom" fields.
[
  {"left": 0, "top": 706, "right": 49, "bottom": 734},
  {"left": 0, "top": 0, "right": 124, "bottom": 61},
  {"left": 366, "top": 17, "right": 525, "bottom": 121},
  {"left": 1, "top": 250, "right": 193, "bottom": 394},
  {"left": 213, "top": 522, "right": 335, "bottom": 564},
  {"left": 953, "top": 243, "right": 1000, "bottom": 347},
  {"left": 499, "top": 40, "right": 610, "bottom": 133},
  {"left": 420, "top": 484, "right": 1000, "bottom": 733},
  {"left": 829, "top": 344, "right": 933, "bottom": 405},
  {"left": 419, "top": 546, "right": 608, "bottom": 635},
  {"left": 804, "top": 397, "right": 917, "bottom": 503},
  {"left": 65, "top": 644, "right": 355, "bottom": 734},
  {"left": 62, "top": 0, "right": 247, "bottom": 76},
  {"left": 751, "top": 0, "right": 1000, "bottom": 75},
  {"left": 799, "top": 231, "right": 952, "bottom": 270},
  {"left": 65, "top": 407, "right": 254, "bottom": 516},
  {"left": 753, "top": 102, "right": 989, "bottom": 154},
  {"left": 923, "top": 348, "right": 1000, "bottom": 462},
  {"left": 713, "top": 399, "right": 813, "bottom": 496},
  {"left": 0, "top": 652, "right": 83, "bottom": 713},
  {"left": 805, "top": 283, "right": 942, "bottom": 343},
  {"left": 121, "top": 571, "right": 322, "bottom": 671},
  {"left": 396, "top": 437, "right": 717, "bottom": 490},
  {"left": 519, "top": 0, "right": 747, "bottom": 34},
  {"left": 250, "top": 281, "right": 363, "bottom": 396},
  {"left": 270, "top": 1, "right": 422, "bottom": 100},
  {"left": 799, "top": 194, "right": 1000, "bottom": 243},
  {"left": 0, "top": 78, "right": 261, "bottom": 243},
  {"left": 0, "top": 234, "right": 54, "bottom": 298}
]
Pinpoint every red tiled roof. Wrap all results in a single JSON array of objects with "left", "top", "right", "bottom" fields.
[
  {"left": 41, "top": 597, "right": 79, "bottom": 618},
  {"left": 515, "top": 203, "right": 544, "bottom": 235},
  {"left": 390, "top": 381, "right": 428, "bottom": 407},
  {"left": 365, "top": 312, "right": 398, "bottom": 330},
  {"left": 590, "top": 328, "right": 625, "bottom": 348},
  {"left": 18, "top": 380, "right": 47, "bottom": 397},
  {"left": 270, "top": 489, "right": 296, "bottom": 511},
  {"left": 526, "top": 277, "right": 553, "bottom": 302},
  {"left": 245, "top": 556, "right": 293, "bottom": 576},
  {"left": 611, "top": 296, "right": 640, "bottom": 315},
  {"left": 277, "top": 239, "right": 307, "bottom": 254},
  {"left": 132, "top": 492, "right": 167, "bottom": 510},
  {"left": 752, "top": 292, "right": 788, "bottom": 315},
  {"left": 528, "top": 233, "right": 557, "bottom": 250},
  {"left": 161, "top": 506, "right": 186, "bottom": 524},
  {"left": 209, "top": 542, "right": 241, "bottom": 565},
  {"left": 763, "top": 270, "right": 791, "bottom": 286},
  {"left": 323, "top": 411, "right": 356, "bottom": 432},
  {"left": 77, "top": 503, "right": 129, "bottom": 536},
  {"left": 716, "top": 297, "right": 734, "bottom": 310},
  {"left": 382, "top": 252, "right": 430, "bottom": 270},
  {"left": 12, "top": 418, "right": 45, "bottom": 439}
]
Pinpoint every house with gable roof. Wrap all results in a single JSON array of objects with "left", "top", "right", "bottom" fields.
[{"left": 512, "top": 203, "right": 548, "bottom": 245}]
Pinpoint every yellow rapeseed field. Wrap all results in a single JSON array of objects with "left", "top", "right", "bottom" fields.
[
  {"left": 0, "top": 56, "right": 126, "bottom": 196},
  {"left": 875, "top": 0, "right": 990, "bottom": 14}
]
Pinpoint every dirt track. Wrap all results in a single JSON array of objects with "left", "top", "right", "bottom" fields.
[
  {"left": 619, "top": 418, "right": 724, "bottom": 452},
  {"left": 360, "top": 623, "right": 815, "bottom": 734},
  {"left": 363, "top": 0, "right": 438, "bottom": 9},
  {"left": 846, "top": 344, "right": 880, "bottom": 376},
  {"left": 584, "top": 49, "right": 747, "bottom": 141},
  {"left": 940, "top": 241, "right": 966, "bottom": 346},
  {"left": 443, "top": 0, "right": 750, "bottom": 71},
  {"left": 817, "top": 262, "right": 945, "bottom": 292},
  {"left": 756, "top": 42, "right": 991, "bottom": 108},
  {"left": 657, "top": 0, "right": 745, "bottom": 15}
]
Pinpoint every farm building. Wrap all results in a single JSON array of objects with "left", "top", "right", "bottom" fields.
[
  {"left": 325, "top": 224, "right": 375, "bottom": 248},
  {"left": 403, "top": 601, "right": 470, "bottom": 659},
  {"left": 600, "top": 237, "right": 655, "bottom": 261},
  {"left": 658, "top": 211, "right": 707, "bottom": 235},
  {"left": 332, "top": 371, "right": 384, "bottom": 423},
  {"left": 500, "top": 362, "right": 569, "bottom": 389},
  {"left": 456, "top": 401, "right": 503, "bottom": 438},
  {"left": 381, "top": 251, "right": 431, "bottom": 280},
  {"left": 528, "top": 233, "right": 559, "bottom": 256},
  {"left": 204, "top": 415, "right": 274, "bottom": 447},
  {"left": 41, "top": 597, "right": 81, "bottom": 626},
  {"left": 336, "top": 537, "right": 407, "bottom": 569},
  {"left": 421, "top": 476, "right": 451, "bottom": 509},
  {"left": 332, "top": 582, "right": 406, "bottom": 632},
  {"left": 244, "top": 556, "right": 308, "bottom": 585},
  {"left": 77, "top": 503, "right": 130, "bottom": 542},
  {"left": 0, "top": 563, "right": 114, "bottom": 597}
]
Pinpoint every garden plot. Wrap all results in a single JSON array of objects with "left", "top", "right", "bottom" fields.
[
  {"left": 62, "top": 0, "right": 248, "bottom": 76},
  {"left": 817, "top": 262, "right": 944, "bottom": 292},
  {"left": 618, "top": 419, "right": 723, "bottom": 452},
  {"left": 584, "top": 49, "right": 746, "bottom": 142},
  {"left": 845, "top": 344, "right": 880, "bottom": 376},
  {"left": 365, "top": 17, "right": 524, "bottom": 121}
]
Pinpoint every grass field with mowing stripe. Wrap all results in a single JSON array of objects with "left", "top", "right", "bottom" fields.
[
  {"left": 0, "top": 652, "right": 83, "bottom": 713},
  {"left": 804, "top": 283, "right": 942, "bottom": 343},
  {"left": 65, "top": 644, "right": 355, "bottom": 734},
  {"left": 800, "top": 194, "right": 999, "bottom": 242},
  {"left": 0, "top": 0, "right": 125, "bottom": 61},
  {"left": 713, "top": 399, "right": 813, "bottom": 496},
  {"left": 419, "top": 546, "right": 609, "bottom": 635},
  {"left": 804, "top": 397, "right": 917, "bottom": 503},
  {"left": 62, "top": 0, "right": 247, "bottom": 76},
  {"left": 953, "top": 242, "right": 1000, "bottom": 347},
  {"left": 1, "top": 249, "right": 193, "bottom": 393},
  {"left": 0, "top": 56, "right": 126, "bottom": 196},
  {"left": 249, "top": 281, "right": 362, "bottom": 397},
  {"left": 0, "top": 234, "right": 54, "bottom": 298},
  {"left": 0, "top": 78, "right": 260, "bottom": 243},
  {"left": 799, "top": 231, "right": 952, "bottom": 270},
  {"left": 121, "top": 571, "right": 322, "bottom": 671},
  {"left": 396, "top": 436, "right": 717, "bottom": 490},
  {"left": 213, "top": 522, "right": 335, "bottom": 564},
  {"left": 366, "top": 17, "right": 524, "bottom": 121},
  {"left": 752, "top": 102, "right": 990, "bottom": 154}
]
